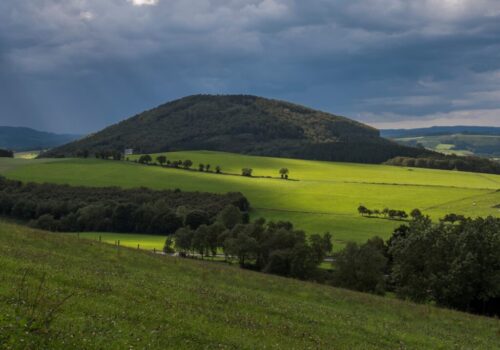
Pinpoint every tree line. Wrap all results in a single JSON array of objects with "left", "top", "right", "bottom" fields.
[
  {"left": 170, "top": 206, "right": 333, "bottom": 280},
  {"left": 0, "top": 176, "right": 248, "bottom": 235},
  {"left": 357, "top": 206, "right": 418, "bottom": 220},
  {"left": 332, "top": 214, "right": 500, "bottom": 316},
  {"left": 385, "top": 155, "right": 500, "bottom": 175}
]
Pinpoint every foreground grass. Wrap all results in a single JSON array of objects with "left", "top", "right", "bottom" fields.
[
  {"left": 1, "top": 152, "right": 499, "bottom": 248},
  {"left": 0, "top": 221, "right": 498, "bottom": 349}
]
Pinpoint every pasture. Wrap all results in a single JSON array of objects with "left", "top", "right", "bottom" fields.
[
  {"left": 77, "top": 232, "right": 166, "bottom": 251},
  {"left": 1, "top": 151, "right": 499, "bottom": 248},
  {"left": 0, "top": 220, "right": 498, "bottom": 349}
]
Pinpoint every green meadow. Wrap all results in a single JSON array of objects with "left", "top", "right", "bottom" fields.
[
  {"left": 1, "top": 221, "right": 498, "bottom": 349},
  {"left": 77, "top": 232, "right": 167, "bottom": 251},
  {"left": 1, "top": 151, "right": 499, "bottom": 248}
]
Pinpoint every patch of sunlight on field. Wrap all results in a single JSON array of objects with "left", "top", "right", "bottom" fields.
[
  {"left": 74, "top": 232, "right": 166, "bottom": 251},
  {"left": 14, "top": 151, "right": 41, "bottom": 159}
]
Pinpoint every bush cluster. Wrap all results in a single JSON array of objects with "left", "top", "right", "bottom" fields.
[
  {"left": 172, "top": 209, "right": 332, "bottom": 280},
  {"left": 333, "top": 214, "right": 500, "bottom": 316}
]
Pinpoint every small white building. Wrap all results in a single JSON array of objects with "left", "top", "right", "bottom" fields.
[{"left": 124, "top": 148, "right": 134, "bottom": 156}]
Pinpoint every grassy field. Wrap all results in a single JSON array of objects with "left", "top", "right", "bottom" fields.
[
  {"left": 77, "top": 232, "right": 167, "bottom": 251},
  {"left": 1, "top": 151, "right": 499, "bottom": 248},
  {"left": 0, "top": 220, "right": 498, "bottom": 349}
]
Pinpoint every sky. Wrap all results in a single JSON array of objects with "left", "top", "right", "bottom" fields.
[{"left": 1, "top": 0, "right": 500, "bottom": 134}]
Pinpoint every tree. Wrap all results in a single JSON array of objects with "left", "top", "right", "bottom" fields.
[
  {"left": 358, "top": 205, "right": 369, "bottom": 216},
  {"left": 35, "top": 214, "right": 59, "bottom": 231},
  {"left": 182, "top": 159, "right": 193, "bottom": 169},
  {"left": 192, "top": 225, "right": 210, "bottom": 258},
  {"left": 174, "top": 227, "right": 193, "bottom": 255},
  {"left": 156, "top": 155, "right": 167, "bottom": 166},
  {"left": 334, "top": 241, "right": 387, "bottom": 294},
  {"left": 138, "top": 154, "right": 152, "bottom": 164},
  {"left": 410, "top": 208, "right": 422, "bottom": 219},
  {"left": 225, "top": 232, "right": 259, "bottom": 266},
  {"left": 290, "top": 244, "right": 318, "bottom": 279},
  {"left": 279, "top": 168, "right": 289, "bottom": 179},
  {"left": 208, "top": 222, "right": 225, "bottom": 256},
  {"left": 205, "top": 164, "right": 211, "bottom": 172},
  {"left": 215, "top": 165, "right": 222, "bottom": 174},
  {"left": 309, "top": 233, "right": 333, "bottom": 264},
  {"left": 112, "top": 151, "right": 123, "bottom": 161},
  {"left": 217, "top": 205, "right": 243, "bottom": 229},
  {"left": 241, "top": 168, "right": 253, "bottom": 177},
  {"left": 185, "top": 210, "right": 210, "bottom": 230},
  {"left": 163, "top": 236, "right": 175, "bottom": 254},
  {"left": 199, "top": 163, "right": 205, "bottom": 172}
]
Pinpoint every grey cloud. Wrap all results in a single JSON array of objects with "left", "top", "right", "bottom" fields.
[{"left": 1, "top": 0, "right": 500, "bottom": 132}]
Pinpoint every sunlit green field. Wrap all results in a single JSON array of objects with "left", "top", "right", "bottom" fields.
[
  {"left": 1, "top": 151, "right": 499, "bottom": 248},
  {"left": 14, "top": 150, "right": 41, "bottom": 159},
  {"left": 1, "top": 221, "right": 499, "bottom": 349},
  {"left": 77, "top": 232, "right": 166, "bottom": 251}
]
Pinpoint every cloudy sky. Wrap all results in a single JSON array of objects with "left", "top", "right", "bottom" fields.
[{"left": 1, "top": 0, "right": 500, "bottom": 133}]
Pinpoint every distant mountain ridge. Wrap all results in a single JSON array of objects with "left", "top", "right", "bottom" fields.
[
  {"left": 43, "top": 94, "right": 432, "bottom": 163},
  {"left": 381, "top": 126, "right": 500, "bottom": 138},
  {"left": 0, "top": 126, "right": 81, "bottom": 152}
]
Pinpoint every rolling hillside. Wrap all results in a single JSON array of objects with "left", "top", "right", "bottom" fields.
[
  {"left": 0, "top": 126, "right": 80, "bottom": 152},
  {"left": 42, "top": 95, "right": 432, "bottom": 163},
  {"left": 2, "top": 151, "right": 499, "bottom": 249},
  {"left": 1, "top": 221, "right": 498, "bottom": 349}
]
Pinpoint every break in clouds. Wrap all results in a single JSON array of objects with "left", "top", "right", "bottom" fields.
[{"left": 0, "top": 0, "right": 500, "bottom": 133}]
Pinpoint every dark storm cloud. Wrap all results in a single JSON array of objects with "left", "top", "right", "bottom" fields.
[{"left": 1, "top": 0, "right": 499, "bottom": 133}]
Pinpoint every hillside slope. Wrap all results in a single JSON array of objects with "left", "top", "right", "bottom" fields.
[
  {"left": 0, "top": 126, "right": 80, "bottom": 152},
  {"left": 1, "top": 221, "right": 498, "bottom": 349},
  {"left": 43, "top": 95, "right": 431, "bottom": 163}
]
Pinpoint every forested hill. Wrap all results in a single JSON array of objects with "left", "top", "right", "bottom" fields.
[
  {"left": 0, "top": 126, "right": 80, "bottom": 152},
  {"left": 43, "top": 95, "right": 432, "bottom": 163}
]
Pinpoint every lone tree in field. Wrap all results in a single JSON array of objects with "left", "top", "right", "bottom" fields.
[
  {"left": 279, "top": 168, "right": 289, "bottom": 179},
  {"left": 139, "top": 154, "right": 152, "bottom": 164},
  {"left": 183, "top": 159, "right": 193, "bottom": 169},
  {"left": 241, "top": 168, "right": 253, "bottom": 177},
  {"left": 156, "top": 155, "right": 167, "bottom": 166},
  {"left": 410, "top": 208, "right": 422, "bottom": 219},
  {"left": 215, "top": 165, "right": 222, "bottom": 174}
]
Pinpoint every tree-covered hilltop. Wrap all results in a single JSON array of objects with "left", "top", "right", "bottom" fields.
[{"left": 42, "top": 95, "right": 432, "bottom": 163}]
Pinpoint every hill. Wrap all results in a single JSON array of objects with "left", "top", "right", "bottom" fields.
[
  {"left": 1, "top": 220, "right": 498, "bottom": 349},
  {"left": 42, "top": 95, "right": 431, "bottom": 163},
  {"left": 0, "top": 126, "right": 80, "bottom": 152},
  {"left": 2, "top": 152, "right": 499, "bottom": 249}
]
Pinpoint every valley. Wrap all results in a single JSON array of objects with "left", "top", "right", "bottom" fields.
[{"left": 1, "top": 151, "right": 498, "bottom": 250}]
